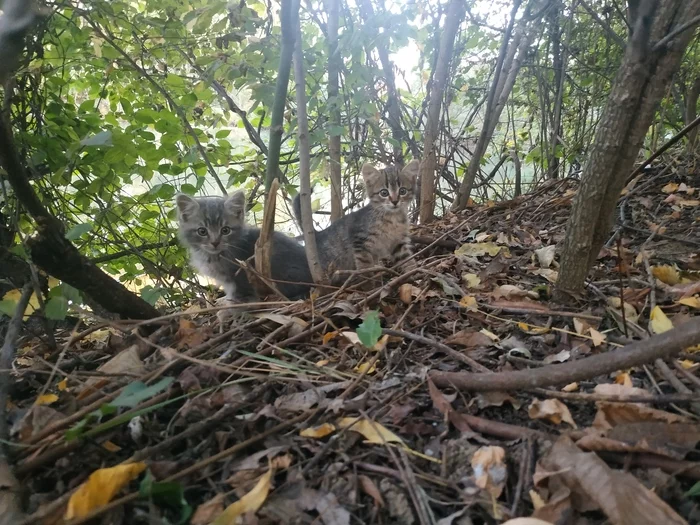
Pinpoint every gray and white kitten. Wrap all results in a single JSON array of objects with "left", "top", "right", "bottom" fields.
[
  {"left": 293, "top": 160, "right": 419, "bottom": 281},
  {"left": 176, "top": 191, "right": 313, "bottom": 301}
]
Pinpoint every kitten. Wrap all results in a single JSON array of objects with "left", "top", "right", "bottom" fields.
[
  {"left": 293, "top": 160, "right": 419, "bottom": 281},
  {"left": 176, "top": 191, "right": 313, "bottom": 302}
]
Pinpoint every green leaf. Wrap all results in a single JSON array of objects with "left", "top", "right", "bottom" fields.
[
  {"left": 108, "top": 378, "right": 174, "bottom": 410},
  {"left": 140, "top": 471, "right": 192, "bottom": 524},
  {"left": 0, "top": 300, "right": 17, "bottom": 317},
  {"left": 356, "top": 310, "right": 382, "bottom": 348},
  {"left": 45, "top": 296, "right": 69, "bottom": 320},
  {"left": 685, "top": 481, "right": 700, "bottom": 499},
  {"left": 215, "top": 129, "right": 231, "bottom": 138},
  {"left": 80, "top": 130, "right": 113, "bottom": 147},
  {"left": 141, "top": 286, "right": 164, "bottom": 306},
  {"left": 65, "top": 223, "right": 92, "bottom": 240}
]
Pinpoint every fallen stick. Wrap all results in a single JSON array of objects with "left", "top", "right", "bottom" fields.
[{"left": 430, "top": 318, "right": 700, "bottom": 391}]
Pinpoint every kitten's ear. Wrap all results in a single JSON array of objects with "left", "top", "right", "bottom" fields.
[
  {"left": 361, "top": 163, "right": 380, "bottom": 182},
  {"left": 224, "top": 190, "right": 246, "bottom": 217},
  {"left": 401, "top": 160, "right": 420, "bottom": 184},
  {"left": 175, "top": 193, "right": 199, "bottom": 219}
]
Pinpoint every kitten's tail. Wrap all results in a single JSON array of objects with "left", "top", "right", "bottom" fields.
[{"left": 292, "top": 186, "right": 315, "bottom": 232}]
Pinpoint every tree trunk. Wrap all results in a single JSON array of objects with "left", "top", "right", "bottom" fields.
[
  {"left": 452, "top": 0, "right": 548, "bottom": 211},
  {"left": 555, "top": 0, "right": 700, "bottom": 301},
  {"left": 686, "top": 76, "right": 700, "bottom": 153},
  {"left": 294, "top": 19, "right": 324, "bottom": 284},
  {"left": 264, "top": 0, "right": 298, "bottom": 192},
  {"left": 418, "top": 0, "right": 465, "bottom": 224},
  {"left": 326, "top": 0, "right": 343, "bottom": 222},
  {"left": 358, "top": 0, "right": 407, "bottom": 167}
]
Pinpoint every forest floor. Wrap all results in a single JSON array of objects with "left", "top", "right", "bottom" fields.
[{"left": 4, "top": 154, "right": 700, "bottom": 525}]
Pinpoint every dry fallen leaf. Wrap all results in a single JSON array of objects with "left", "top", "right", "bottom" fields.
[
  {"left": 562, "top": 382, "right": 579, "bottom": 392},
  {"left": 589, "top": 327, "right": 606, "bottom": 346},
  {"left": 57, "top": 378, "right": 68, "bottom": 392},
  {"left": 652, "top": 265, "right": 681, "bottom": 285},
  {"left": 459, "top": 295, "right": 477, "bottom": 311},
  {"left": 678, "top": 296, "right": 700, "bottom": 309},
  {"left": 493, "top": 284, "right": 530, "bottom": 300},
  {"left": 175, "top": 318, "right": 208, "bottom": 350},
  {"left": 462, "top": 273, "right": 481, "bottom": 289},
  {"left": 455, "top": 242, "right": 508, "bottom": 257},
  {"left": 536, "top": 436, "right": 687, "bottom": 525},
  {"left": 661, "top": 182, "right": 679, "bottom": 193},
  {"left": 212, "top": 467, "right": 273, "bottom": 525},
  {"left": 353, "top": 361, "right": 377, "bottom": 374},
  {"left": 35, "top": 394, "right": 59, "bottom": 406},
  {"left": 649, "top": 306, "right": 673, "bottom": 334},
  {"left": 358, "top": 475, "right": 385, "bottom": 508},
  {"left": 191, "top": 494, "right": 225, "bottom": 525},
  {"left": 529, "top": 399, "right": 577, "bottom": 428},
  {"left": 472, "top": 446, "right": 507, "bottom": 498},
  {"left": 300, "top": 423, "right": 337, "bottom": 439},
  {"left": 518, "top": 322, "right": 550, "bottom": 335},
  {"left": 534, "top": 245, "right": 556, "bottom": 268},
  {"left": 336, "top": 417, "right": 404, "bottom": 445},
  {"left": 614, "top": 372, "right": 633, "bottom": 387},
  {"left": 398, "top": 283, "right": 413, "bottom": 305},
  {"left": 445, "top": 330, "right": 494, "bottom": 349},
  {"left": 65, "top": 462, "right": 147, "bottom": 519}
]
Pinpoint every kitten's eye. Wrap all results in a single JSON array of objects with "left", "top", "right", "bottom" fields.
[
  {"left": 399, "top": 187, "right": 408, "bottom": 196},
  {"left": 221, "top": 226, "right": 232, "bottom": 235},
  {"left": 379, "top": 189, "right": 390, "bottom": 198},
  {"left": 196, "top": 227, "right": 208, "bottom": 237}
]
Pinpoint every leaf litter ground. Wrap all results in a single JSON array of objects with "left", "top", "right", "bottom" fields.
[{"left": 4, "top": 156, "right": 700, "bottom": 525}]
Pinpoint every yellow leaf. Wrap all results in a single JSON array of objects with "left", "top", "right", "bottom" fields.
[
  {"left": 57, "top": 378, "right": 68, "bottom": 392},
  {"left": 300, "top": 423, "right": 336, "bottom": 438},
  {"left": 562, "top": 382, "right": 579, "bottom": 392},
  {"left": 649, "top": 306, "right": 673, "bottom": 334},
  {"left": 480, "top": 329, "right": 499, "bottom": 342},
  {"left": 462, "top": 273, "right": 481, "bottom": 289},
  {"left": 589, "top": 327, "right": 606, "bottom": 347},
  {"left": 459, "top": 295, "right": 477, "bottom": 311},
  {"left": 662, "top": 182, "right": 679, "bottom": 193},
  {"left": 315, "top": 359, "right": 329, "bottom": 367},
  {"left": 678, "top": 296, "right": 700, "bottom": 309},
  {"left": 212, "top": 468, "right": 273, "bottom": 525},
  {"left": 455, "top": 242, "right": 510, "bottom": 258},
  {"left": 678, "top": 199, "right": 700, "bottom": 207},
  {"left": 35, "top": 394, "right": 58, "bottom": 406},
  {"left": 677, "top": 359, "right": 695, "bottom": 370},
  {"left": 2, "top": 288, "right": 41, "bottom": 320},
  {"left": 652, "top": 265, "right": 680, "bottom": 285},
  {"left": 528, "top": 399, "right": 577, "bottom": 428},
  {"left": 336, "top": 417, "right": 404, "bottom": 445},
  {"left": 65, "top": 462, "right": 147, "bottom": 519},
  {"left": 529, "top": 490, "right": 547, "bottom": 510},
  {"left": 614, "top": 372, "right": 633, "bottom": 387},
  {"left": 518, "top": 322, "right": 549, "bottom": 335},
  {"left": 354, "top": 361, "right": 377, "bottom": 374},
  {"left": 102, "top": 441, "right": 121, "bottom": 452},
  {"left": 322, "top": 331, "right": 338, "bottom": 345}
]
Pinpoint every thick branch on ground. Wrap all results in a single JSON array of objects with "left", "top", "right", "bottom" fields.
[
  {"left": 326, "top": 0, "right": 343, "bottom": 222},
  {"left": 0, "top": 116, "right": 159, "bottom": 320},
  {"left": 555, "top": 0, "right": 700, "bottom": 300},
  {"left": 293, "top": 20, "right": 324, "bottom": 284},
  {"left": 265, "top": 0, "right": 299, "bottom": 192},
  {"left": 418, "top": 0, "right": 465, "bottom": 224},
  {"left": 430, "top": 317, "right": 700, "bottom": 391}
]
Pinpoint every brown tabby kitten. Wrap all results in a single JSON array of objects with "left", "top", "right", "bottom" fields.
[{"left": 293, "top": 160, "right": 419, "bottom": 281}]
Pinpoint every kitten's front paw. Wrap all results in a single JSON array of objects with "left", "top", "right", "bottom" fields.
[{"left": 215, "top": 297, "right": 247, "bottom": 330}]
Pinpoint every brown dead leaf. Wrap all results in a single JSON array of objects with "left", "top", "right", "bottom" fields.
[
  {"left": 593, "top": 383, "right": 650, "bottom": 399},
  {"left": 593, "top": 401, "right": 691, "bottom": 429},
  {"left": 444, "top": 330, "right": 494, "bottom": 348},
  {"left": 492, "top": 284, "right": 531, "bottom": 300},
  {"left": 473, "top": 391, "right": 522, "bottom": 410},
  {"left": 358, "top": 475, "right": 385, "bottom": 508},
  {"left": 471, "top": 446, "right": 507, "bottom": 498},
  {"left": 537, "top": 436, "right": 687, "bottom": 525},
  {"left": 398, "top": 283, "right": 413, "bottom": 305},
  {"left": 191, "top": 494, "right": 225, "bottom": 525},
  {"left": 529, "top": 399, "right": 577, "bottom": 428},
  {"left": 175, "top": 318, "right": 208, "bottom": 350},
  {"left": 78, "top": 345, "right": 145, "bottom": 399},
  {"left": 299, "top": 489, "right": 351, "bottom": 525}
]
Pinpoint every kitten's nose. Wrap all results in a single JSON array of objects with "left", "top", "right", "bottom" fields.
[
  {"left": 390, "top": 199, "right": 399, "bottom": 206},
  {"left": 211, "top": 239, "right": 220, "bottom": 248}
]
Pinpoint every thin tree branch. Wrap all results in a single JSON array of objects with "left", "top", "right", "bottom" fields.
[{"left": 653, "top": 14, "right": 700, "bottom": 51}]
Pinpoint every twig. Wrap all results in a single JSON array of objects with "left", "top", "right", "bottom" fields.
[
  {"left": 0, "top": 283, "right": 33, "bottom": 441},
  {"left": 653, "top": 14, "right": 700, "bottom": 51},
  {"left": 430, "top": 318, "right": 700, "bottom": 391},
  {"left": 383, "top": 328, "right": 490, "bottom": 373},
  {"left": 529, "top": 388, "right": 700, "bottom": 404}
]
